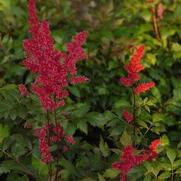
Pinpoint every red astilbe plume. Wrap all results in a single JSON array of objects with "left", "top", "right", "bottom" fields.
[
  {"left": 149, "top": 139, "right": 160, "bottom": 152},
  {"left": 157, "top": 3, "right": 164, "bottom": 20},
  {"left": 134, "top": 82, "right": 155, "bottom": 94},
  {"left": 34, "top": 123, "right": 76, "bottom": 163},
  {"left": 18, "top": 84, "right": 29, "bottom": 97},
  {"left": 119, "top": 45, "right": 145, "bottom": 87},
  {"left": 34, "top": 124, "right": 53, "bottom": 163},
  {"left": 22, "top": 0, "right": 88, "bottom": 111},
  {"left": 122, "top": 110, "right": 134, "bottom": 123},
  {"left": 112, "top": 142, "right": 160, "bottom": 181}
]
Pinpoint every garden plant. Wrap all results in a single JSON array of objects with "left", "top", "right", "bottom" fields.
[{"left": 0, "top": 0, "right": 181, "bottom": 181}]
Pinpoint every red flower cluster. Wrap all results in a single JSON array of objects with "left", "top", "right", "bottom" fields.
[
  {"left": 18, "top": 84, "right": 29, "bottom": 97},
  {"left": 34, "top": 123, "right": 75, "bottom": 163},
  {"left": 119, "top": 45, "right": 144, "bottom": 87},
  {"left": 112, "top": 140, "right": 160, "bottom": 181},
  {"left": 122, "top": 110, "right": 134, "bottom": 123},
  {"left": 134, "top": 82, "right": 155, "bottom": 94},
  {"left": 34, "top": 124, "right": 53, "bottom": 163},
  {"left": 119, "top": 45, "right": 155, "bottom": 93},
  {"left": 149, "top": 139, "right": 161, "bottom": 152},
  {"left": 157, "top": 3, "right": 164, "bottom": 19},
  {"left": 22, "top": 0, "right": 88, "bottom": 111}
]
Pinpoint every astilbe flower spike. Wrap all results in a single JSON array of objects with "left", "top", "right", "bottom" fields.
[
  {"left": 157, "top": 3, "right": 164, "bottom": 19},
  {"left": 122, "top": 110, "right": 134, "bottom": 123},
  {"left": 22, "top": 0, "right": 88, "bottom": 111},
  {"left": 34, "top": 123, "right": 75, "bottom": 163},
  {"left": 134, "top": 82, "right": 155, "bottom": 94},
  {"left": 112, "top": 140, "right": 160, "bottom": 181},
  {"left": 119, "top": 45, "right": 145, "bottom": 87}
]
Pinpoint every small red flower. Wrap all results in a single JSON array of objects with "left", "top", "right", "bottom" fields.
[
  {"left": 18, "top": 84, "right": 29, "bottom": 97},
  {"left": 119, "top": 77, "right": 134, "bottom": 87},
  {"left": 65, "top": 135, "right": 76, "bottom": 144},
  {"left": 122, "top": 110, "right": 134, "bottom": 123},
  {"left": 149, "top": 139, "right": 160, "bottom": 153},
  {"left": 134, "top": 82, "right": 155, "bottom": 94},
  {"left": 157, "top": 3, "right": 164, "bottom": 19}
]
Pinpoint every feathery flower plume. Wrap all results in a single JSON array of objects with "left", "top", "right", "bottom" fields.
[
  {"left": 23, "top": 0, "right": 88, "bottom": 111},
  {"left": 157, "top": 3, "right": 164, "bottom": 19},
  {"left": 119, "top": 45, "right": 144, "bottom": 87},
  {"left": 149, "top": 139, "right": 160, "bottom": 152},
  {"left": 122, "top": 110, "right": 134, "bottom": 123},
  {"left": 134, "top": 82, "right": 155, "bottom": 94},
  {"left": 112, "top": 142, "right": 159, "bottom": 181},
  {"left": 34, "top": 123, "right": 75, "bottom": 163}
]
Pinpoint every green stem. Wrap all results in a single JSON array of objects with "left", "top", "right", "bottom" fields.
[
  {"left": 53, "top": 98, "right": 61, "bottom": 181},
  {"left": 171, "top": 165, "right": 174, "bottom": 181},
  {"left": 132, "top": 88, "right": 136, "bottom": 145},
  {"left": 47, "top": 112, "right": 53, "bottom": 181}
]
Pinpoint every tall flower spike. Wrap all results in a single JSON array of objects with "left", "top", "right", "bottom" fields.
[
  {"left": 23, "top": 0, "right": 88, "bottom": 111},
  {"left": 122, "top": 110, "right": 134, "bottom": 123},
  {"left": 112, "top": 144, "right": 159, "bottom": 181},
  {"left": 119, "top": 45, "right": 145, "bottom": 87}
]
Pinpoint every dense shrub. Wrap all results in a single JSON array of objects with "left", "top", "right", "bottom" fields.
[{"left": 0, "top": 0, "right": 180, "bottom": 181}]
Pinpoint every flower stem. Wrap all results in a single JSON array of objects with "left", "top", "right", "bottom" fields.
[
  {"left": 47, "top": 112, "right": 53, "bottom": 181},
  {"left": 132, "top": 88, "right": 136, "bottom": 145},
  {"left": 151, "top": 7, "right": 161, "bottom": 40},
  {"left": 54, "top": 98, "right": 61, "bottom": 181}
]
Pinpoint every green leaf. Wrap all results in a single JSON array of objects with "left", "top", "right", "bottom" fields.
[
  {"left": 0, "top": 124, "right": 10, "bottom": 144},
  {"left": 174, "top": 159, "right": 181, "bottom": 169},
  {"left": 32, "top": 157, "right": 48, "bottom": 176},
  {"left": 77, "top": 121, "right": 88, "bottom": 134},
  {"left": 167, "top": 148, "right": 176, "bottom": 165},
  {"left": 103, "top": 168, "right": 119, "bottom": 178},
  {"left": 98, "top": 173, "right": 106, "bottom": 181},
  {"left": 99, "top": 137, "right": 109, "bottom": 157},
  {"left": 158, "top": 172, "right": 171, "bottom": 180},
  {"left": 120, "top": 130, "right": 132, "bottom": 146},
  {"left": 160, "top": 135, "right": 169, "bottom": 146}
]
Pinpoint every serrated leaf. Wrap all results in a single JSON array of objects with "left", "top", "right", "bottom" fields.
[
  {"left": 167, "top": 148, "right": 176, "bottom": 165},
  {"left": 99, "top": 137, "right": 109, "bottom": 157},
  {"left": 32, "top": 157, "right": 48, "bottom": 176},
  {"left": 120, "top": 130, "right": 132, "bottom": 146},
  {"left": 0, "top": 124, "right": 10, "bottom": 144},
  {"left": 103, "top": 168, "right": 119, "bottom": 178}
]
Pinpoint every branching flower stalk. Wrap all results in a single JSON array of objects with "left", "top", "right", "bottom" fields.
[
  {"left": 113, "top": 45, "right": 158, "bottom": 181},
  {"left": 19, "top": 0, "right": 88, "bottom": 180}
]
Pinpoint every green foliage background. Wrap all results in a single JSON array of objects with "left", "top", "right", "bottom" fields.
[{"left": 0, "top": 0, "right": 181, "bottom": 180}]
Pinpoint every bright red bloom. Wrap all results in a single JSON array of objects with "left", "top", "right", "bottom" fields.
[
  {"left": 149, "top": 139, "right": 160, "bottom": 153},
  {"left": 122, "top": 110, "right": 134, "bottom": 123},
  {"left": 34, "top": 124, "right": 53, "bottom": 163},
  {"left": 112, "top": 144, "right": 159, "bottom": 181},
  {"left": 119, "top": 45, "right": 145, "bottom": 87},
  {"left": 18, "top": 84, "right": 29, "bottom": 97},
  {"left": 119, "top": 77, "right": 134, "bottom": 87},
  {"left": 134, "top": 82, "right": 155, "bottom": 94},
  {"left": 65, "top": 135, "right": 76, "bottom": 145},
  {"left": 157, "top": 3, "right": 164, "bottom": 19},
  {"left": 34, "top": 123, "right": 75, "bottom": 163},
  {"left": 124, "top": 45, "right": 145, "bottom": 74},
  {"left": 23, "top": 0, "right": 88, "bottom": 111}
]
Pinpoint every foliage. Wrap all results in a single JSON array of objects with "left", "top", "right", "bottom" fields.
[{"left": 0, "top": 0, "right": 181, "bottom": 181}]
